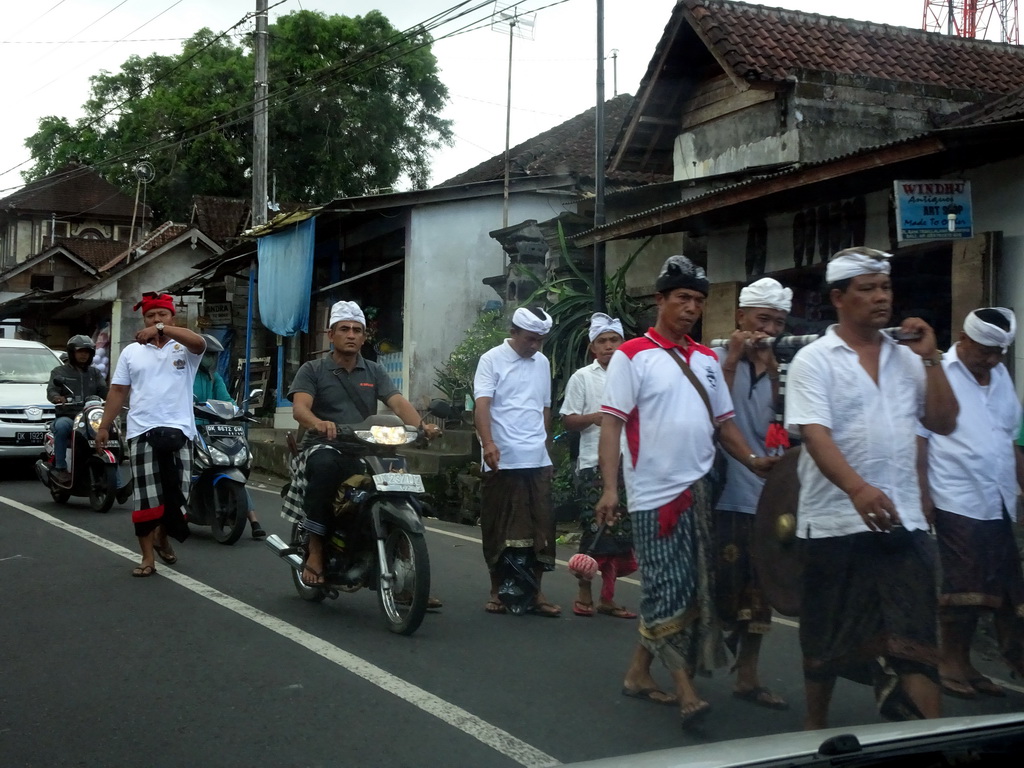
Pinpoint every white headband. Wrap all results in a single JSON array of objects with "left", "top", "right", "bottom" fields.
[
  {"left": 588, "top": 312, "right": 623, "bottom": 343},
  {"left": 512, "top": 306, "right": 553, "bottom": 335},
  {"left": 328, "top": 300, "right": 365, "bottom": 329},
  {"left": 826, "top": 249, "right": 892, "bottom": 283},
  {"left": 739, "top": 278, "right": 792, "bottom": 313},
  {"left": 964, "top": 308, "right": 1016, "bottom": 352}
]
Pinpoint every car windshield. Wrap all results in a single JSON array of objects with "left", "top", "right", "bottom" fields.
[{"left": 0, "top": 348, "right": 59, "bottom": 384}]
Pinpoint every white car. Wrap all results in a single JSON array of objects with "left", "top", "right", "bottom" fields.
[{"left": 0, "top": 338, "right": 59, "bottom": 458}]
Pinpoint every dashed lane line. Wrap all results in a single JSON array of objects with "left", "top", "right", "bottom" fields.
[{"left": 0, "top": 495, "right": 560, "bottom": 768}]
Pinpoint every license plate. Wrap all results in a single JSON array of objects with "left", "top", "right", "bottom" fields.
[
  {"left": 373, "top": 472, "right": 424, "bottom": 493},
  {"left": 15, "top": 431, "right": 45, "bottom": 446},
  {"left": 205, "top": 425, "right": 245, "bottom": 437}
]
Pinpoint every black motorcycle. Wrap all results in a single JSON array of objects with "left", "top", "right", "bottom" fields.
[
  {"left": 187, "top": 396, "right": 257, "bottom": 544},
  {"left": 265, "top": 414, "right": 434, "bottom": 636},
  {"left": 34, "top": 377, "right": 124, "bottom": 512}
]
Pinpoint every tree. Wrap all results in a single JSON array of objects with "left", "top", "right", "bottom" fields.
[{"left": 21, "top": 10, "right": 452, "bottom": 221}]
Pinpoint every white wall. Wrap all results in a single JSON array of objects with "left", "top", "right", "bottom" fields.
[{"left": 403, "top": 191, "right": 572, "bottom": 407}]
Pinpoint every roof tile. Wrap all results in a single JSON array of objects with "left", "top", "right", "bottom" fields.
[{"left": 0, "top": 161, "right": 149, "bottom": 220}]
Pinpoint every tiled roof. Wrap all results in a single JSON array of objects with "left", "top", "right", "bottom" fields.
[
  {"left": 191, "top": 195, "right": 251, "bottom": 247},
  {"left": 98, "top": 221, "right": 190, "bottom": 272},
  {"left": 53, "top": 237, "right": 128, "bottom": 269},
  {"left": 941, "top": 84, "right": 1024, "bottom": 126},
  {"left": 437, "top": 94, "right": 669, "bottom": 188},
  {"left": 0, "top": 161, "right": 149, "bottom": 220},
  {"left": 685, "top": 0, "right": 1024, "bottom": 92}
]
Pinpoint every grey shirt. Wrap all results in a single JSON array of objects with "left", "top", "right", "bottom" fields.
[
  {"left": 711, "top": 348, "right": 776, "bottom": 514},
  {"left": 288, "top": 354, "right": 399, "bottom": 447}
]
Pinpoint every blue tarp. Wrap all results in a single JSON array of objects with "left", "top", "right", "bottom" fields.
[{"left": 257, "top": 216, "right": 315, "bottom": 336}]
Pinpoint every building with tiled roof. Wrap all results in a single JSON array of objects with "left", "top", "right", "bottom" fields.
[
  {"left": 438, "top": 94, "right": 668, "bottom": 190},
  {"left": 191, "top": 196, "right": 252, "bottom": 248}
]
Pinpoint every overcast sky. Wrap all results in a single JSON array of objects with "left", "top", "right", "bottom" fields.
[{"left": 0, "top": 1, "right": 944, "bottom": 201}]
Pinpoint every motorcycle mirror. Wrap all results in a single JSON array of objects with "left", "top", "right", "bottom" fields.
[
  {"left": 249, "top": 388, "right": 264, "bottom": 400},
  {"left": 427, "top": 399, "right": 454, "bottom": 419},
  {"left": 53, "top": 376, "right": 65, "bottom": 386}
]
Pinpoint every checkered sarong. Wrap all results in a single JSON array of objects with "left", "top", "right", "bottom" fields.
[
  {"left": 281, "top": 443, "right": 338, "bottom": 525},
  {"left": 129, "top": 437, "right": 192, "bottom": 524}
]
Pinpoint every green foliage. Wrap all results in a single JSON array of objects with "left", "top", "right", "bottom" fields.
[
  {"left": 433, "top": 310, "right": 508, "bottom": 405},
  {"left": 21, "top": 10, "right": 453, "bottom": 221}
]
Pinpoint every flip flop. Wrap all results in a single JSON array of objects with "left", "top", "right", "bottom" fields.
[
  {"left": 597, "top": 605, "right": 637, "bottom": 619},
  {"left": 733, "top": 686, "right": 790, "bottom": 710},
  {"left": 573, "top": 600, "right": 595, "bottom": 617},
  {"left": 679, "top": 700, "right": 712, "bottom": 728},
  {"left": 154, "top": 544, "right": 177, "bottom": 565},
  {"left": 484, "top": 600, "right": 506, "bottom": 614},
  {"left": 621, "top": 687, "right": 679, "bottom": 706},
  {"left": 529, "top": 601, "right": 561, "bottom": 618},
  {"left": 968, "top": 676, "right": 1006, "bottom": 697},
  {"left": 131, "top": 564, "right": 157, "bottom": 578},
  {"left": 940, "top": 676, "right": 977, "bottom": 700},
  {"left": 300, "top": 564, "right": 325, "bottom": 587}
]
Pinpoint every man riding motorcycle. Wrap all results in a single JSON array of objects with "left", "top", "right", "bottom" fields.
[{"left": 46, "top": 335, "right": 107, "bottom": 484}]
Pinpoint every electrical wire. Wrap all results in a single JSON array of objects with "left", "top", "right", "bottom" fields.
[
  {"left": 5, "top": 0, "right": 71, "bottom": 42},
  {"left": 21, "top": 0, "right": 129, "bottom": 72}
]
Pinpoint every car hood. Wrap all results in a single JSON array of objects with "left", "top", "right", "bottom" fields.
[
  {"left": 0, "top": 383, "right": 50, "bottom": 408},
  {"left": 566, "top": 713, "right": 1024, "bottom": 767}
]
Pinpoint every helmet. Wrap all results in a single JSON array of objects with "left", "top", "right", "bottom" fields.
[
  {"left": 66, "top": 334, "right": 96, "bottom": 366},
  {"left": 200, "top": 334, "right": 225, "bottom": 353}
]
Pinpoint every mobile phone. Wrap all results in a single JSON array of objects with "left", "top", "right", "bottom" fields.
[{"left": 891, "top": 329, "right": 922, "bottom": 341}]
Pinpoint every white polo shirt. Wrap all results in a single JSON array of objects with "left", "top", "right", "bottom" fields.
[
  {"left": 112, "top": 339, "right": 202, "bottom": 440},
  {"left": 473, "top": 339, "right": 552, "bottom": 471},
  {"left": 560, "top": 360, "right": 607, "bottom": 471},
  {"left": 602, "top": 328, "right": 734, "bottom": 512},
  {"left": 918, "top": 344, "right": 1022, "bottom": 521},
  {"left": 785, "top": 326, "right": 927, "bottom": 539}
]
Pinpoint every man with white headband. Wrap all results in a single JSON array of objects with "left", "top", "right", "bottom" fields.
[
  {"left": 711, "top": 277, "right": 792, "bottom": 712},
  {"left": 561, "top": 313, "right": 639, "bottom": 623},
  {"left": 474, "top": 305, "right": 561, "bottom": 617},
  {"left": 785, "top": 246, "right": 958, "bottom": 728},
  {"left": 596, "top": 254, "right": 777, "bottom": 727},
  {"left": 917, "top": 307, "right": 1024, "bottom": 698},
  {"left": 282, "top": 300, "right": 440, "bottom": 591}
]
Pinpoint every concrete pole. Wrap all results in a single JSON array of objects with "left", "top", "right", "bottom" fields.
[
  {"left": 252, "top": 0, "right": 269, "bottom": 228},
  {"left": 594, "top": 0, "right": 607, "bottom": 312}
]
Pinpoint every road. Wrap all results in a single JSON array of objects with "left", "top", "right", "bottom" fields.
[{"left": 1, "top": 459, "right": 1021, "bottom": 767}]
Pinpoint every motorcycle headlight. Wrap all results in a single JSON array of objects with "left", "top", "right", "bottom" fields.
[
  {"left": 86, "top": 408, "right": 104, "bottom": 433},
  {"left": 209, "top": 446, "right": 231, "bottom": 465}
]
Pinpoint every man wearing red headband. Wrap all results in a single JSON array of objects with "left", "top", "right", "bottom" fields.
[{"left": 95, "top": 292, "right": 206, "bottom": 577}]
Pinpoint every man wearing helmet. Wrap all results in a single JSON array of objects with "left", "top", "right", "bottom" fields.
[{"left": 46, "top": 335, "right": 108, "bottom": 484}]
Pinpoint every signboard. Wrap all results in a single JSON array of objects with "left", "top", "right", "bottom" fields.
[
  {"left": 205, "top": 302, "right": 232, "bottom": 326},
  {"left": 894, "top": 180, "right": 973, "bottom": 242}
]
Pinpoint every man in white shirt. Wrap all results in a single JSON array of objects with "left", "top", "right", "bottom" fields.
[
  {"left": 917, "top": 307, "right": 1024, "bottom": 698},
  {"left": 95, "top": 292, "right": 206, "bottom": 577},
  {"left": 596, "top": 255, "right": 776, "bottom": 728},
  {"left": 785, "top": 246, "right": 958, "bottom": 729},
  {"left": 561, "top": 312, "right": 637, "bottom": 621},
  {"left": 474, "top": 306, "right": 560, "bottom": 617},
  {"left": 712, "top": 277, "right": 791, "bottom": 711}
]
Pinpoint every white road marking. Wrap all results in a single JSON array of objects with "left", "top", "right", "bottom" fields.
[{"left": 0, "top": 495, "right": 561, "bottom": 768}]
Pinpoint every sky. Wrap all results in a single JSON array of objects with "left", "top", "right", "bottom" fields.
[{"left": 0, "top": 1, "right": 942, "bottom": 201}]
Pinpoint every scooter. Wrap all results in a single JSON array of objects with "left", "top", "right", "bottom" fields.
[
  {"left": 265, "top": 414, "right": 435, "bottom": 636},
  {"left": 186, "top": 394, "right": 258, "bottom": 544},
  {"left": 34, "top": 377, "right": 124, "bottom": 512}
]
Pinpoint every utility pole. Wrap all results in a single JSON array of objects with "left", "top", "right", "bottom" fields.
[
  {"left": 594, "top": 0, "right": 607, "bottom": 312},
  {"left": 252, "top": 0, "right": 269, "bottom": 227}
]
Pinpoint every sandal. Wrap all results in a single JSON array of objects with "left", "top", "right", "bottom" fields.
[
  {"left": 154, "top": 544, "right": 177, "bottom": 565},
  {"left": 733, "top": 686, "right": 789, "bottom": 710},
  {"left": 573, "top": 600, "right": 595, "bottom": 617},
  {"left": 968, "top": 676, "right": 1006, "bottom": 697},
  {"left": 529, "top": 601, "right": 561, "bottom": 618},
  {"left": 679, "top": 700, "right": 712, "bottom": 728},
  {"left": 300, "top": 563, "right": 325, "bottom": 587},
  {"left": 597, "top": 604, "right": 637, "bottom": 619},
  {"left": 131, "top": 564, "right": 157, "bottom": 578},
  {"left": 485, "top": 599, "right": 506, "bottom": 614}
]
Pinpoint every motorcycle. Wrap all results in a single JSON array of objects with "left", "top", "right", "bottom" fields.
[
  {"left": 186, "top": 395, "right": 259, "bottom": 544},
  {"left": 265, "top": 414, "right": 434, "bottom": 636},
  {"left": 34, "top": 377, "right": 124, "bottom": 512}
]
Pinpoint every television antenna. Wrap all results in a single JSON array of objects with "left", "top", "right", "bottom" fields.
[
  {"left": 129, "top": 161, "right": 155, "bottom": 255},
  {"left": 491, "top": 2, "right": 537, "bottom": 230}
]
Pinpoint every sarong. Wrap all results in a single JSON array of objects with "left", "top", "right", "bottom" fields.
[
  {"left": 575, "top": 466, "right": 633, "bottom": 557},
  {"left": 480, "top": 467, "right": 555, "bottom": 571},
  {"left": 631, "top": 477, "right": 727, "bottom": 675},
  {"left": 130, "top": 437, "right": 191, "bottom": 541},
  {"left": 801, "top": 530, "right": 939, "bottom": 719},
  {"left": 714, "top": 509, "right": 773, "bottom": 634},
  {"left": 934, "top": 508, "right": 1024, "bottom": 675}
]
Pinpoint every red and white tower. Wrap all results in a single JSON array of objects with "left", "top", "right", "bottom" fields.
[{"left": 923, "top": 0, "right": 1020, "bottom": 44}]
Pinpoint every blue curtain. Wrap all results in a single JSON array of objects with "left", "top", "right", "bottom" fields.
[{"left": 257, "top": 217, "right": 316, "bottom": 336}]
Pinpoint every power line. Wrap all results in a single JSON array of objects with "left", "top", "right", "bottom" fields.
[
  {"left": 21, "top": 0, "right": 130, "bottom": 73},
  {"left": 0, "top": 37, "right": 191, "bottom": 45},
  {"left": 6, "top": 0, "right": 71, "bottom": 43}
]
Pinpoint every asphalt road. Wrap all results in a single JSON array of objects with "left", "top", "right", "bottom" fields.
[{"left": 1, "top": 459, "right": 1021, "bottom": 767}]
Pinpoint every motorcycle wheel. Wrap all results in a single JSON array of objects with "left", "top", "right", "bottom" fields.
[
  {"left": 49, "top": 485, "right": 71, "bottom": 504},
  {"left": 88, "top": 462, "right": 117, "bottom": 513},
  {"left": 289, "top": 523, "right": 326, "bottom": 603},
  {"left": 378, "top": 526, "right": 430, "bottom": 636},
  {"left": 210, "top": 480, "right": 249, "bottom": 545}
]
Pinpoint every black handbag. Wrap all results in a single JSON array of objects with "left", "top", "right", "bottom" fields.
[{"left": 143, "top": 427, "right": 188, "bottom": 452}]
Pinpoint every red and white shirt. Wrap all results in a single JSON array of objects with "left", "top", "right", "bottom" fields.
[{"left": 602, "top": 328, "right": 735, "bottom": 512}]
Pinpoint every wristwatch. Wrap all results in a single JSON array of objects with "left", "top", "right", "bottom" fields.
[
  {"left": 921, "top": 356, "right": 941, "bottom": 367},
  {"left": 155, "top": 322, "right": 165, "bottom": 336}
]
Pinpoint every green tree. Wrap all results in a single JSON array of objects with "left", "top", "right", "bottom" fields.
[{"left": 22, "top": 11, "right": 452, "bottom": 221}]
